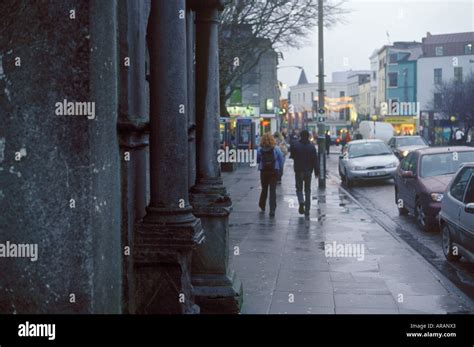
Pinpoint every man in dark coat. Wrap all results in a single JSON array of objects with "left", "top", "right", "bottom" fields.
[{"left": 290, "top": 130, "right": 319, "bottom": 219}]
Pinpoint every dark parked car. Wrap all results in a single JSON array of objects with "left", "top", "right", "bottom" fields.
[
  {"left": 388, "top": 136, "right": 429, "bottom": 160},
  {"left": 439, "top": 163, "right": 474, "bottom": 263},
  {"left": 394, "top": 146, "right": 474, "bottom": 231}
]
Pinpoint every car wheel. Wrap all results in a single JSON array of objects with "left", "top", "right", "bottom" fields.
[
  {"left": 395, "top": 189, "right": 408, "bottom": 215},
  {"left": 442, "top": 223, "right": 461, "bottom": 261},
  {"left": 415, "top": 199, "right": 433, "bottom": 232}
]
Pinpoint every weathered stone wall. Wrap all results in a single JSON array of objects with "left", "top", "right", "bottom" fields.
[{"left": 0, "top": 0, "right": 122, "bottom": 313}]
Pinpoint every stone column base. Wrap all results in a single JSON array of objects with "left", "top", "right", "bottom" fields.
[
  {"left": 131, "top": 216, "right": 204, "bottom": 314},
  {"left": 192, "top": 272, "right": 243, "bottom": 314},
  {"left": 190, "top": 182, "right": 242, "bottom": 314}
]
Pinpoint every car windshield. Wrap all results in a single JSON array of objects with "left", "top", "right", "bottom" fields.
[
  {"left": 348, "top": 142, "right": 392, "bottom": 158},
  {"left": 420, "top": 151, "right": 474, "bottom": 177},
  {"left": 396, "top": 137, "right": 427, "bottom": 147}
]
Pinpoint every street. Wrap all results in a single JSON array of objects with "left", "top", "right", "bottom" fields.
[
  {"left": 337, "top": 151, "right": 474, "bottom": 302},
  {"left": 224, "top": 147, "right": 474, "bottom": 314}
]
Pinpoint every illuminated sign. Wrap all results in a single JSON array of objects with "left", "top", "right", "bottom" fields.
[
  {"left": 227, "top": 106, "right": 260, "bottom": 117},
  {"left": 384, "top": 116, "right": 416, "bottom": 125}
]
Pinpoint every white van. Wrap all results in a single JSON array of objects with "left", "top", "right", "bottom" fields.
[{"left": 358, "top": 121, "right": 394, "bottom": 144}]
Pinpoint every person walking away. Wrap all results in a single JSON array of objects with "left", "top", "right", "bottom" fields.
[
  {"left": 344, "top": 131, "right": 352, "bottom": 145},
  {"left": 325, "top": 131, "right": 331, "bottom": 156},
  {"left": 274, "top": 132, "right": 288, "bottom": 183},
  {"left": 290, "top": 130, "right": 319, "bottom": 219},
  {"left": 340, "top": 131, "right": 346, "bottom": 151},
  {"left": 455, "top": 128, "right": 465, "bottom": 145},
  {"left": 257, "top": 133, "right": 284, "bottom": 217}
]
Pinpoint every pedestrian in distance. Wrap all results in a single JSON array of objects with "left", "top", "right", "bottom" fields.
[
  {"left": 257, "top": 132, "right": 284, "bottom": 217},
  {"left": 325, "top": 131, "right": 331, "bottom": 156},
  {"left": 274, "top": 132, "right": 288, "bottom": 184},
  {"left": 455, "top": 128, "right": 465, "bottom": 145},
  {"left": 290, "top": 130, "right": 319, "bottom": 219},
  {"left": 289, "top": 129, "right": 300, "bottom": 149},
  {"left": 340, "top": 131, "right": 346, "bottom": 148},
  {"left": 344, "top": 131, "right": 352, "bottom": 145}
]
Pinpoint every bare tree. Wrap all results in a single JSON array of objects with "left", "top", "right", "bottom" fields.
[
  {"left": 430, "top": 73, "right": 474, "bottom": 142},
  {"left": 219, "top": 0, "right": 348, "bottom": 115}
]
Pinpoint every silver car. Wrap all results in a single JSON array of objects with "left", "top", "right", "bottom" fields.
[
  {"left": 339, "top": 140, "right": 399, "bottom": 187},
  {"left": 439, "top": 163, "right": 474, "bottom": 263}
]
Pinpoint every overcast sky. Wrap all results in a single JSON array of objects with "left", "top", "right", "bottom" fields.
[{"left": 278, "top": 0, "right": 474, "bottom": 97}]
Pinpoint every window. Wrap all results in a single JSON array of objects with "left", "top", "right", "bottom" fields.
[
  {"left": 454, "top": 67, "right": 463, "bottom": 83},
  {"left": 434, "top": 68, "right": 442, "bottom": 85},
  {"left": 389, "top": 53, "right": 398, "bottom": 64},
  {"left": 340, "top": 91, "right": 345, "bottom": 97},
  {"left": 348, "top": 142, "right": 391, "bottom": 159},
  {"left": 339, "top": 109, "right": 345, "bottom": 120},
  {"left": 435, "top": 46, "right": 444, "bottom": 56},
  {"left": 465, "top": 43, "right": 473, "bottom": 55},
  {"left": 303, "top": 93, "right": 306, "bottom": 102},
  {"left": 372, "top": 71, "right": 376, "bottom": 80},
  {"left": 450, "top": 168, "right": 473, "bottom": 201},
  {"left": 396, "top": 137, "right": 428, "bottom": 147},
  {"left": 421, "top": 152, "right": 474, "bottom": 178},
  {"left": 434, "top": 93, "right": 442, "bottom": 109},
  {"left": 464, "top": 176, "right": 474, "bottom": 204},
  {"left": 388, "top": 73, "right": 398, "bottom": 87}
]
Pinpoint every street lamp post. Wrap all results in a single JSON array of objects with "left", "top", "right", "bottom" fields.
[{"left": 317, "top": 0, "right": 326, "bottom": 188}]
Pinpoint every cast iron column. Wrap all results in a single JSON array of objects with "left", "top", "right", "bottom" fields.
[
  {"left": 189, "top": 0, "right": 242, "bottom": 314},
  {"left": 132, "top": 0, "right": 204, "bottom": 314}
]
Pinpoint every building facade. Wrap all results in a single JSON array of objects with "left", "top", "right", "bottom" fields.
[
  {"left": 369, "top": 50, "right": 379, "bottom": 117},
  {"left": 358, "top": 80, "right": 371, "bottom": 121},
  {"left": 377, "top": 42, "right": 422, "bottom": 134},
  {"left": 417, "top": 31, "right": 474, "bottom": 144},
  {"left": 226, "top": 37, "right": 280, "bottom": 137},
  {"left": 347, "top": 71, "right": 370, "bottom": 122},
  {"left": 289, "top": 72, "right": 351, "bottom": 136}
]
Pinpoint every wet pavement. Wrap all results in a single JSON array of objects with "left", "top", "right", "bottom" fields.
[
  {"left": 344, "top": 169, "right": 474, "bottom": 302},
  {"left": 223, "top": 150, "right": 474, "bottom": 314}
]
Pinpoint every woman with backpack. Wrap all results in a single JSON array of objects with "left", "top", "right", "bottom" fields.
[{"left": 257, "top": 132, "right": 284, "bottom": 217}]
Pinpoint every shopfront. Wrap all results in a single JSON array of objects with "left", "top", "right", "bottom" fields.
[
  {"left": 260, "top": 114, "right": 277, "bottom": 136},
  {"left": 384, "top": 116, "right": 417, "bottom": 135}
]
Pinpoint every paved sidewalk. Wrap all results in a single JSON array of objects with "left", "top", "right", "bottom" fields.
[{"left": 223, "top": 153, "right": 473, "bottom": 314}]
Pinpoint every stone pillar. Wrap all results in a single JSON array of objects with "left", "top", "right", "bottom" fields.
[
  {"left": 190, "top": 0, "right": 242, "bottom": 314},
  {"left": 187, "top": 8, "right": 197, "bottom": 189},
  {"left": 0, "top": 0, "right": 122, "bottom": 314},
  {"left": 132, "top": 0, "right": 204, "bottom": 314},
  {"left": 117, "top": 0, "right": 149, "bottom": 314}
]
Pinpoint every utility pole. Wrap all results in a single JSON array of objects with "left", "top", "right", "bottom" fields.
[{"left": 317, "top": 0, "right": 326, "bottom": 188}]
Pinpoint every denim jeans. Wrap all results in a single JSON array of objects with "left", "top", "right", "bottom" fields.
[
  {"left": 259, "top": 170, "right": 278, "bottom": 212},
  {"left": 295, "top": 171, "right": 312, "bottom": 216},
  {"left": 278, "top": 156, "right": 286, "bottom": 181}
]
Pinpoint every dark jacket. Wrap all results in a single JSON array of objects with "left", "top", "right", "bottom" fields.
[{"left": 290, "top": 139, "right": 319, "bottom": 176}]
